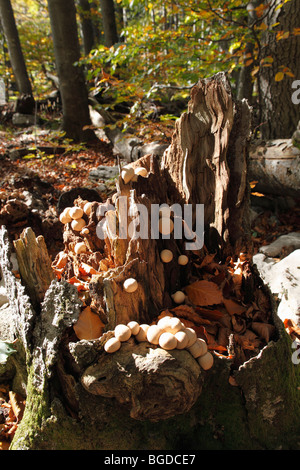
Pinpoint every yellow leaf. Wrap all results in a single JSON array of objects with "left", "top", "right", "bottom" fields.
[
  {"left": 259, "top": 22, "right": 268, "bottom": 31},
  {"left": 251, "top": 66, "right": 259, "bottom": 77},
  {"left": 275, "top": 72, "right": 284, "bottom": 81}
]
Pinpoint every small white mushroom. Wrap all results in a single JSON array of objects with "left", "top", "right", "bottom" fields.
[
  {"left": 159, "top": 217, "right": 174, "bottom": 235},
  {"left": 157, "top": 316, "right": 173, "bottom": 330},
  {"left": 159, "top": 332, "right": 177, "bottom": 350},
  {"left": 127, "top": 321, "right": 140, "bottom": 335},
  {"left": 188, "top": 338, "right": 208, "bottom": 358},
  {"left": 74, "top": 242, "right": 87, "bottom": 255},
  {"left": 63, "top": 207, "right": 72, "bottom": 217},
  {"left": 171, "top": 290, "right": 185, "bottom": 304},
  {"left": 114, "top": 324, "right": 132, "bottom": 342},
  {"left": 123, "top": 278, "right": 138, "bottom": 293},
  {"left": 178, "top": 255, "right": 189, "bottom": 266},
  {"left": 104, "top": 337, "right": 121, "bottom": 353},
  {"left": 135, "top": 324, "right": 149, "bottom": 342},
  {"left": 164, "top": 317, "right": 185, "bottom": 334},
  {"left": 69, "top": 206, "right": 84, "bottom": 220},
  {"left": 71, "top": 218, "right": 86, "bottom": 231},
  {"left": 59, "top": 211, "right": 72, "bottom": 224},
  {"left": 121, "top": 166, "right": 135, "bottom": 184},
  {"left": 175, "top": 330, "right": 189, "bottom": 349},
  {"left": 184, "top": 327, "right": 197, "bottom": 347},
  {"left": 146, "top": 324, "right": 163, "bottom": 345},
  {"left": 160, "top": 249, "right": 173, "bottom": 263},
  {"left": 197, "top": 351, "right": 214, "bottom": 370},
  {"left": 80, "top": 227, "right": 90, "bottom": 236},
  {"left": 83, "top": 202, "right": 93, "bottom": 216}
]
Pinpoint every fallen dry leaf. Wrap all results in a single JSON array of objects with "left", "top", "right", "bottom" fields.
[
  {"left": 223, "top": 298, "right": 246, "bottom": 316},
  {"left": 194, "top": 306, "right": 226, "bottom": 322},
  {"left": 8, "top": 391, "right": 25, "bottom": 422},
  {"left": 251, "top": 322, "right": 275, "bottom": 343},
  {"left": 185, "top": 280, "right": 223, "bottom": 307},
  {"left": 198, "top": 252, "right": 216, "bottom": 268},
  {"left": 170, "top": 305, "right": 207, "bottom": 325},
  {"left": 68, "top": 276, "right": 89, "bottom": 292},
  {"left": 79, "top": 262, "right": 101, "bottom": 276},
  {"left": 73, "top": 306, "right": 105, "bottom": 340},
  {"left": 0, "top": 440, "right": 10, "bottom": 450},
  {"left": 284, "top": 318, "right": 300, "bottom": 341}
]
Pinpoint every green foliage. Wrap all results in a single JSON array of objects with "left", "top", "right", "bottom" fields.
[
  {"left": 1, "top": 0, "right": 298, "bottom": 121},
  {"left": 80, "top": 0, "right": 295, "bottom": 115}
]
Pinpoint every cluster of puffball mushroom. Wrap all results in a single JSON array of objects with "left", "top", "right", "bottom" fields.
[
  {"left": 104, "top": 316, "right": 214, "bottom": 371},
  {"left": 59, "top": 202, "right": 93, "bottom": 254}
]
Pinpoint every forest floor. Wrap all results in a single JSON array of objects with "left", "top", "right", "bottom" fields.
[{"left": 0, "top": 116, "right": 300, "bottom": 261}]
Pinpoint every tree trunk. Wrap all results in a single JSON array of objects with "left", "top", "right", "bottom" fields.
[
  {"left": 47, "top": 0, "right": 96, "bottom": 142},
  {"left": 259, "top": 0, "right": 300, "bottom": 139},
  {"left": 1, "top": 73, "right": 299, "bottom": 451},
  {"left": 237, "top": 0, "right": 261, "bottom": 103},
  {"left": 0, "top": 0, "right": 35, "bottom": 113},
  {"left": 99, "top": 0, "right": 118, "bottom": 47},
  {"left": 248, "top": 138, "right": 300, "bottom": 198},
  {"left": 77, "top": 0, "right": 96, "bottom": 55}
]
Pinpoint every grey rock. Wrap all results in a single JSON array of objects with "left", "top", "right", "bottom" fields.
[
  {"left": 259, "top": 232, "right": 300, "bottom": 257},
  {"left": 253, "top": 249, "right": 300, "bottom": 326},
  {"left": 0, "top": 303, "right": 14, "bottom": 341},
  {"left": 12, "top": 113, "right": 36, "bottom": 126},
  {"left": 131, "top": 141, "right": 169, "bottom": 161},
  {"left": 89, "top": 165, "right": 119, "bottom": 182}
]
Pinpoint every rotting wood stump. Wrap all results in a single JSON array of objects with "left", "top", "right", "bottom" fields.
[{"left": 0, "top": 72, "right": 299, "bottom": 450}]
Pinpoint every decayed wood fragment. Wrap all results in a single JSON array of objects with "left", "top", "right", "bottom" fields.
[
  {"left": 13, "top": 227, "right": 55, "bottom": 310},
  {"left": 161, "top": 72, "right": 252, "bottom": 256}
]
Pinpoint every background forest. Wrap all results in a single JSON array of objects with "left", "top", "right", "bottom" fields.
[{"left": 0, "top": 0, "right": 299, "bottom": 143}]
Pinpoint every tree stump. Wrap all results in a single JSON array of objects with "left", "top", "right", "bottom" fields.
[{"left": 0, "top": 72, "right": 299, "bottom": 450}]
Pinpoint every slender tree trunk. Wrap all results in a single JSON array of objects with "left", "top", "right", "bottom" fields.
[
  {"left": 259, "top": 0, "right": 300, "bottom": 139},
  {"left": 77, "top": 0, "right": 96, "bottom": 55},
  {"left": 47, "top": 0, "right": 95, "bottom": 142},
  {"left": 0, "top": 0, "right": 34, "bottom": 112},
  {"left": 237, "top": 0, "right": 261, "bottom": 103},
  {"left": 99, "top": 0, "right": 118, "bottom": 47}
]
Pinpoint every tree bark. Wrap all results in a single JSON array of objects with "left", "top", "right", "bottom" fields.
[
  {"left": 259, "top": 0, "right": 300, "bottom": 139},
  {"left": 47, "top": 0, "right": 96, "bottom": 142},
  {"left": 248, "top": 138, "right": 300, "bottom": 198},
  {"left": 77, "top": 0, "right": 96, "bottom": 55},
  {"left": 99, "top": 0, "right": 118, "bottom": 47},
  {"left": 1, "top": 73, "right": 299, "bottom": 450},
  {"left": 0, "top": 0, "right": 35, "bottom": 113}
]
